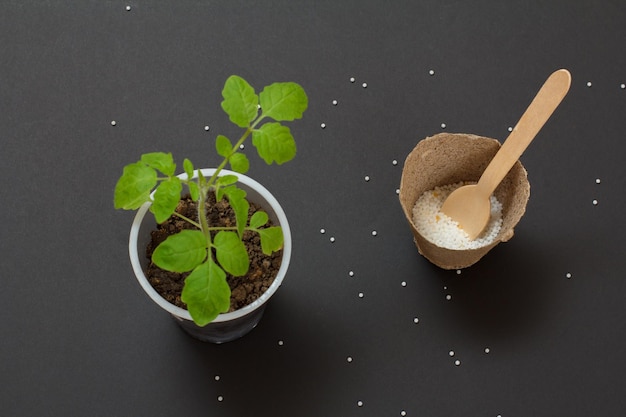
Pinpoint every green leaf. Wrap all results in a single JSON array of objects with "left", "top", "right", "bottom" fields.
[
  {"left": 214, "top": 175, "right": 238, "bottom": 204},
  {"left": 197, "top": 170, "right": 206, "bottom": 184},
  {"left": 252, "top": 122, "right": 296, "bottom": 165},
  {"left": 216, "top": 174, "right": 239, "bottom": 187},
  {"left": 257, "top": 226, "right": 284, "bottom": 255},
  {"left": 152, "top": 230, "right": 207, "bottom": 273},
  {"left": 114, "top": 162, "right": 157, "bottom": 210},
  {"left": 215, "top": 135, "right": 233, "bottom": 158},
  {"left": 183, "top": 158, "right": 194, "bottom": 178},
  {"left": 188, "top": 181, "right": 200, "bottom": 201},
  {"left": 259, "top": 81, "right": 308, "bottom": 121},
  {"left": 221, "top": 75, "right": 259, "bottom": 128},
  {"left": 229, "top": 152, "right": 249, "bottom": 174},
  {"left": 150, "top": 177, "right": 183, "bottom": 223},
  {"left": 213, "top": 231, "right": 249, "bottom": 277},
  {"left": 249, "top": 211, "right": 268, "bottom": 229},
  {"left": 141, "top": 152, "right": 176, "bottom": 176},
  {"left": 181, "top": 260, "right": 231, "bottom": 326},
  {"left": 223, "top": 186, "right": 249, "bottom": 237}
]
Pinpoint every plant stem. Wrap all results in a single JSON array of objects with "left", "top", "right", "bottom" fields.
[
  {"left": 197, "top": 183, "right": 213, "bottom": 251},
  {"left": 171, "top": 211, "right": 201, "bottom": 229},
  {"left": 196, "top": 115, "right": 262, "bottom": 253},
  {"left": 206, "top": 126, "right": 254, "bottom": 187}
]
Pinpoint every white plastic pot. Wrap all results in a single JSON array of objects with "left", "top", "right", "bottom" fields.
[{"left": 128, "top": 168, "right": 291, "bottom": 343}]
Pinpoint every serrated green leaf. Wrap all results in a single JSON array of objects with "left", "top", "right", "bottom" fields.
[
  {"left": 152, "top": 230, "right": 207, "bottom": 273},
  {"left": 221, "top": 75, "right": 259, "bottom": 128},
  {"left": 257, "top": 226, "right": 284, "bottom": 255},
  {"left": 259, "top": 81, "right": 308, "bottom": 121},
  {"left": 229, "top": 152, "right": 249, "bottom": 174},
  {"left": 222, "top": 186, "right": 249, "bottom": 237},
  {"left": 181, "top": 260, "right": 231, "bottom": 326},
  {"left": 252, "top": 122, "right": 296, "bottom": 165},
  {"left": 215, "top": 135, "right": 233, "bottom": 158},
  {"left": 150, "top": 177, "right": 183, "bottom": 223},
  {"left": 213, "top": 231, "right": 249, "bottom": 277},
  {"left": 114, "top": 162, "right": 157, "bottom": 210},
  {"left": 141, "top": 152, "right": 176, "bottom": 176},
  {"left": 183, "top": 158, "right": 194, "bottom": 178},
  {"left": 249, "top": 211, "right": 269, "bottom": 229},
  {"left": 188, "top": 181, "right": 200, "bottom": 201}
]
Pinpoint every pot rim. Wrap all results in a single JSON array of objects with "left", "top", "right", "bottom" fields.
[{"left": 128, "top": 168, "right": 292, "bottom": 323}]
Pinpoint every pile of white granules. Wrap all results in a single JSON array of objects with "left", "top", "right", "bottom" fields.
[{"left": 412, "top": 182, "right": 503, "bottom": 249}]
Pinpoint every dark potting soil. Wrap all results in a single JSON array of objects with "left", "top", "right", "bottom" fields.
[{"left": 145, "top": 193, "right": 283, "bottom": 313}]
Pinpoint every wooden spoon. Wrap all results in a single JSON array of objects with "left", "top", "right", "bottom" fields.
[{"left": 440, "top": 69, "right": 571, "bottom": 240}]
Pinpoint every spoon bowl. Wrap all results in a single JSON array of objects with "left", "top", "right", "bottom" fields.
[
  {"left": 440, "top": 183, "right": 492, "bottom": 239},
  {"left": 440, "top": 69, "right": 571, "bottom": 239}
]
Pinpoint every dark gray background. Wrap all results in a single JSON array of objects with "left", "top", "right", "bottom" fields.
[{"left": 2, "top": 1, "right": 625, "bottom": 416}]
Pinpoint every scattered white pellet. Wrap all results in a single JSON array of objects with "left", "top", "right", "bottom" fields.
[
  {"left": 441, "top": 123, "right": 446, "bottom": 129},
  {"left": 217, "top": 395, "right": 224, "bottom": 402},
  {"left": 347, "top": 356, "right": 353, "bottom": 363},
  {"left": 362, "top": 82, "right": 368, "bottom": 88},
  {"left": 412, "top": 182, "right": 503, "bottom": 249},
  {"left": 595, "top": 178, "right": 601, "bottom": 184},
  {"left": 621, "top": 83, "right": 625, "bottom": 89},
  {"left": 349, "top": 270, "right": 354, "bottom": 277},
  {"left": 566, "top": 272, "right": 572, "bottom": 279},
  {"left": 587, "top": 81, "right": 592, "bottom": 87},
  {"left": 446, "top": 294, "right": 452, "bottom": 301},
  {"left": 592, "top": 199, "right": 598, "bottom": 205},
  {"left": 454, "top": 360, "right": 461, "bottom": 366},
  {"left": 320, "top": 228, "right": 326, "bottom": 234},
  {"left": 320, "top": 123, "right": 326, "bottom": 129},
  {"left": 364, "top": 175, "right": 370, "bottom": 182},
  {"left": 484, "top": 347, "right": 491, "bottom": 354},
  {"left": 449, "top": 350, "right": 455, "bottom": 357},
  {"left": 204, "top": 125, "right": 210, "bottom": 131},
  {"left": 413, "top": 317, "right": 419, "bottom": 324},
  {"left": 401, "top": 281, "right": 407, "bottom": 287},
  {"left": 350, "top": 77, "right": 356, "bottom": 83},
  {"left": 357, "top": 401, "right": 364, "bottom": 407},
  {"left": 429, "top": 69, "right": 435, "bottom": 76},
  {"left": 125, "top": 5, "right": 132, "bottom": 11},
  {"left": 111, "top": 120, "right": 117, "bottom": 126},
  {"left": 358, "top": 292, "right": 364, "bottom": 298},
  {"left": 392, "top": 159, "right": 398, "bottom": 166},
  {"left": 371, "top": 230, "right": 377, "bottom": 236},
  {"left": 332, "top": 99, "right": 338, "bottom": 105},
  {"left": 329, "top": 237, "right": 335, "bottom": 243}
]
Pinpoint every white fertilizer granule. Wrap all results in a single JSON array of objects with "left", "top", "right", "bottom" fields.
[{"left": 412, "top": 182, "right": 503, "bottom": 249}]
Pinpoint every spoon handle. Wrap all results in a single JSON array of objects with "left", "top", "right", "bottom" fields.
[{"left": 477, "top": 69, "right": 571, "bottom": 195}]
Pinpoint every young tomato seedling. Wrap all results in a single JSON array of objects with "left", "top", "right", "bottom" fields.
[{"left": 114, "top": 75, "right": 307, "bottom": 325}]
